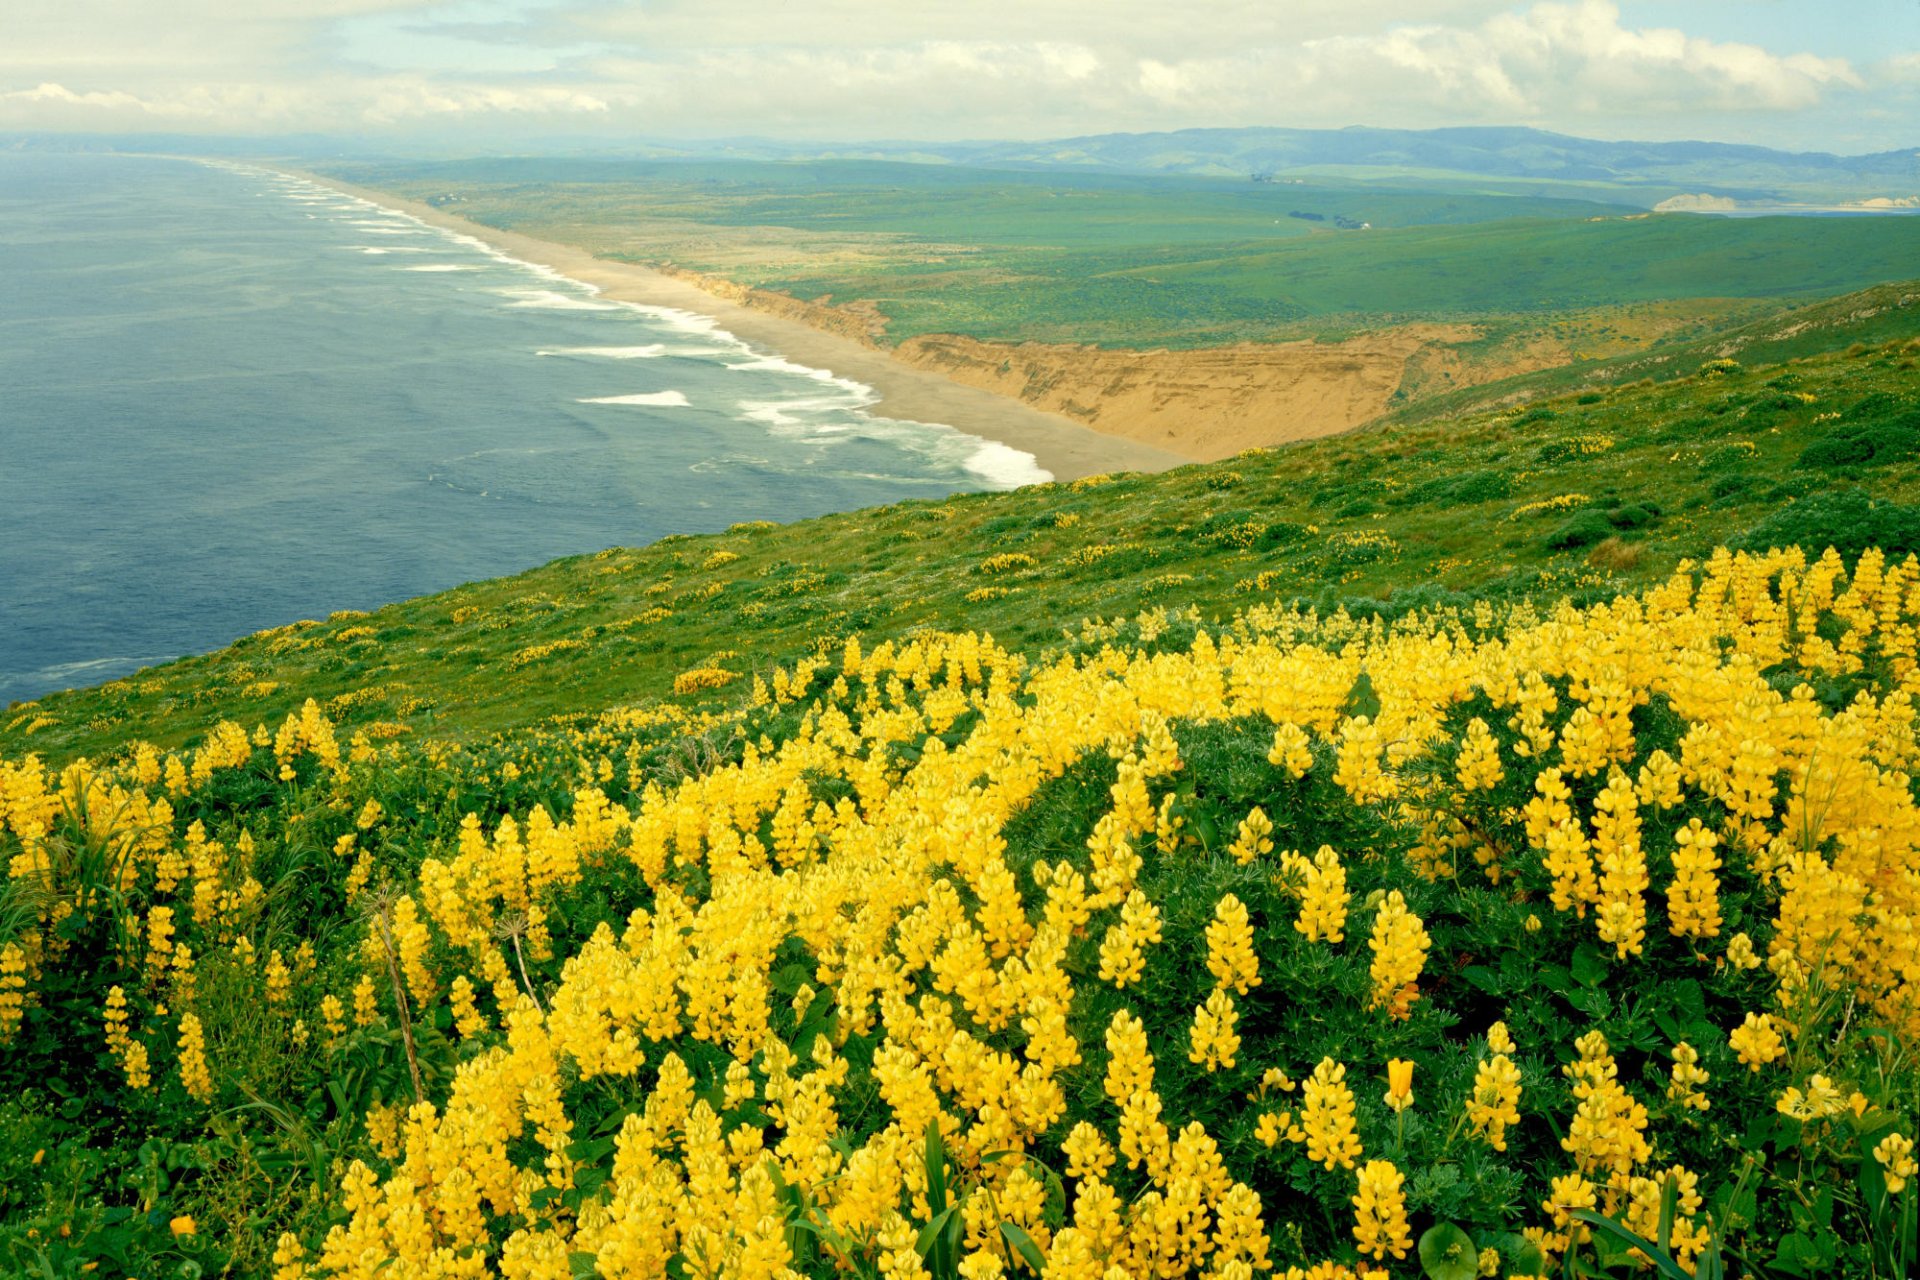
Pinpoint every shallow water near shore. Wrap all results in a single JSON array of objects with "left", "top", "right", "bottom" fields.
[{"left": 0, "top": 153, "right": 1044, "bottom": 706}]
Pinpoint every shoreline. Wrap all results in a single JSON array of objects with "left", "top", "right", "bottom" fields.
[{"left": 271, "top": 166, "right": 1197, "bottom": 483}]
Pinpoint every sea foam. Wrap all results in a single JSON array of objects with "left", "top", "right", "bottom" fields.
[
  {"left": 578, "top": 391, "right": 692, "bottom": 407},
  {"left": 498, "top": 289, "right": 620, "bottom": 311},
  {"left": 537, "top": 345, "right": 667, "bottom": 359}
]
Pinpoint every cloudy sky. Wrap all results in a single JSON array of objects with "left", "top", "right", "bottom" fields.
[{"left": 4, "top": 0, "right": 1918, "bottom": 151}]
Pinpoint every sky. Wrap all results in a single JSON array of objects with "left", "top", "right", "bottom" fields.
[{"left": 3, "top": 0, "right": 1919, "bottom": 152}]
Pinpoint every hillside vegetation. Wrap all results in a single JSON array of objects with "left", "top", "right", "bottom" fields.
[{"left": 3, "top": 326, "right": 1920, "bottom": 1280}]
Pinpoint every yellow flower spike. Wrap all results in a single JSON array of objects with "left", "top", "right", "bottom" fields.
[
  {"left": 1205, "top": 894, "right": 1261, "bottom": 994},
  {"left": 169, "top": 1215, "right": 196, "bottom": 1237},
  {"left": 1468, "top": 1054, "right": 1523, "bottom": 1152},
  {"left": 1730, "top": 1012, "right": 1786, "bottom": 1071},
  {"left": 1366, "top": 892, "right": 1429, "bottom": 1019},
  {"left": 1351, "top": 1160, "right": 1413, "bottom": 1260},
  {"left": 1294, "top": 1058, "right": 1363, "bottom": 1171},
  {"left": 1876, "top": 1133, "right": 1916, "bottom": 1194},
  {"left": 1188, "top": 989, "right": 1241, "bottom": 1073}
]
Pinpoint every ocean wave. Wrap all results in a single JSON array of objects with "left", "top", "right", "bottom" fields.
[
  {"left": 578, "top": 391, "right": 692, "bottom": 407},
  {"left": 960, "top": 439, "right": 1052, "bottom": 488},
  {"left": 536, "top": 345, "right": 667, "bottom": 359},
  {"left": 496, "top": 289, "right": 620, "bottom": 311},
  {"left": 401, "top": 264, "right": 484, "bottom": 272},
  {"left": 11, "top": 654, "right": 176, "bottom": 690},
  {"left": 737, "top": 393, "right": 867, "bottom": 429}
]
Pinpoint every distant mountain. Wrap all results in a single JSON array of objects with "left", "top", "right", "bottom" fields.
[
  {"left": 9, "top": 124, "right": 1919, "bottom": 207},
  {"left": 836, "top": 126, "right": 1920, "bottom": 206}
]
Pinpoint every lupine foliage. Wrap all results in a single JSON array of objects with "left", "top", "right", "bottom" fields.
[{"left": 3, "top": 548, "right": 1919, "bottom": 1279}]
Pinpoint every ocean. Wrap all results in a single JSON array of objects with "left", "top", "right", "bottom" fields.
[{"left": 0, "top": 153, "right": 1044, "bottom": 707}]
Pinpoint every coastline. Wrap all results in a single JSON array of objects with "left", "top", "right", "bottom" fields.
[{"left": 273, "top": 166, "right": 1197, "bottom": 483}]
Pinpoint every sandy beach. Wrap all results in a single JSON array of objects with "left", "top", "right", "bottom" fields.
[{"left": 280, "top": 169, "right": 1194, "bottom": 483}]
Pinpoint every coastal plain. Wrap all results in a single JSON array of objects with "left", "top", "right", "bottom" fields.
[{"left": 320, "top": 156, "right": 1920, "bottom": 459}]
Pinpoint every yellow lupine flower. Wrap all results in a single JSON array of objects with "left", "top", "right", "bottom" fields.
[
  {"left": 1730, "top": 1012, "right": 1786, "bottom": 1071},
  {"left": 1188, "top": 989, "right": 1241, "bottom": 1073},
  {"left": 1352, "top": 1160, "right": 1413, "bottom": 1260},
  {"left": 177, "top": 1013, "right": 212, "bottom": 1102},
  {"left": 1468, "top": 1054, "right": 1523, "bottom": 1152},
  {"left": 1291, "top": 1058, "right": 1362, "bottom": 1171},
  {"left": 1366, "top": 891, "right": 1429, "bottom": 1019},
  {"left": 1667, "top": 1042, "right": 1711, "bottom": 1112},
  {"left": 1667, "top": 819, "right": 1724, "bottom": 940},
  {"left": 1267, "top": 722, "right": 1313, "bottom": 778},
  {"left": 1283, "top": 845, "right": 1349, "bottom": 943},
  {"left": 1205, "top": 893, "right": 1260, "bottom": 994},
  {"left": 1455, "top": 717, "right": 1504, "bottom": 791},
  {"left": 1228, "top": 807, "right": 1274, "bottom": 864},
  {"left": 1876, "top": 1133, "right": 1916, "bottom": 1194}
]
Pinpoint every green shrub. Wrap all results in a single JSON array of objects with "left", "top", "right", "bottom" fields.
[
  {"left": 1796, "top": 419, "right": 1920, "bottom": 470},
  {"left": 1738, "top": 491, "right": 1920, "bottom": 558},
  {"left": 1709, "top": 473, "right": 1754, "bottom": 503},
  {"left": 1606, "top": 502, "right": 1660, "bottom": 530},
  {"left": 1395, "top": 470, "right": 1515, "bottom": 509},
  {"left": 1545, "top": 509, "right": 1617, "bottom": 551}
]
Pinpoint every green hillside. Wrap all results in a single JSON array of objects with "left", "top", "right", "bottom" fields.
[
  {"left": 5, "top": 316, "right": 1920, "bottom": 1280},
  {"left": 9, "top": 323, "right": 1919, "bottom": 766},
  {"left": 1387, "top": 281, "right": 1920, "bottom": 423}
]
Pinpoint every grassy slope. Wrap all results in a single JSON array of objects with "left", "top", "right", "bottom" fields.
[
  {"left": 319, "top": 159, "right": 1920, "bottom": 352},
  {"left": 8, "top": 318, "right": 1918, "bottom": 766},
  {"left": 1385, "top": 280, "right": 1920, "bottom": 423}
]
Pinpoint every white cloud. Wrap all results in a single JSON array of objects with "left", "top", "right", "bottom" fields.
[{"left": 0, "top": 0, "right": 1907, "bottom": 145}]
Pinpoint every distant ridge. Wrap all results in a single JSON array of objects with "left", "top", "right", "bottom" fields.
[{"left": 8, "top": 123, "right": 1919, "bottom": 207}]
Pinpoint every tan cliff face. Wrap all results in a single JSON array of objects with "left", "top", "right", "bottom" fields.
[
  {"left": 892, "top": 328, "right": 1563, "bottom": 462},
  {"left": 648, "top": 266, "right": 1568, "bottom": 461}
]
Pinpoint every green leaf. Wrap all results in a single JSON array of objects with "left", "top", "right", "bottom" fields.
[
  {"left": 1571, "top": 943, "right": 1608, "bottom": 988},
  {"left": 1496, "top": 1231, "right": 1548, "bottom": 1277},
  {"left": 999, "top": 1222, "right": 1047, "bottom": 1274},
  {"left": 1569, "top": 1209, "right": 1694, "bottom": 1280},
  {"left": 1418, "top": 1222, "right": 1478, "bottom": 1280},
  {"left": 1656, "top": 1171, "right": 1679, "bottom": 1255},
  {"left": 916, "top": 1207, "right": 956, "bottom": 1260},
  {"left": 923, "top": 1119, "right": 949, "bottom": 1211}
]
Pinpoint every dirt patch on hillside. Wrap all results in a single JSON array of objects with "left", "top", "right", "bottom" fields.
[{"left": 894, "top": 328, "right": 1565, "bottom": 462}]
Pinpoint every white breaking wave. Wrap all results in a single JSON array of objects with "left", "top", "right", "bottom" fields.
[
  {"left": 961, "top": 440, "right": 1052, "bottom": 488},
  {"left": 737, "top": 393, "right": 865, "bottom": 429},
  {"left": 497, "top": 288, "right": 620, "bottom": 311},
  {"left": 578, "top": 391, "right": 692, "bottom": 407},
  {"left": 537, "top": 345, "right": 667, "bottom": 359}
]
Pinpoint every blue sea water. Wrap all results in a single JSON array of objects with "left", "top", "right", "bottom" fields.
[{"left": 0, "top": 153, "right": 1045, "bottom": 706}]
